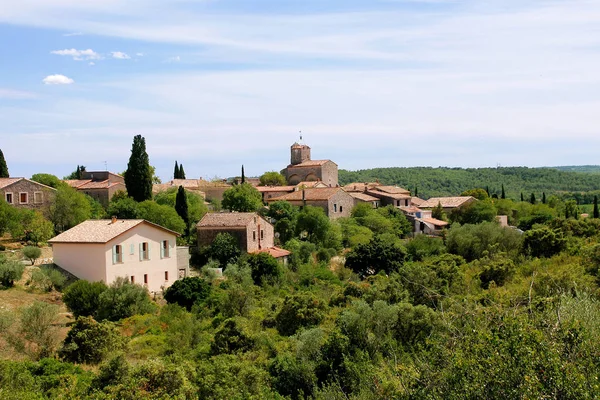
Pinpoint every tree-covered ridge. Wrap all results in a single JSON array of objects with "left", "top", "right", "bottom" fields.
[
  {"left": 339, "top": 166, "right": 600, "bottom": 199},
  {"left": 552, "top": 165, "right": 600, "bottom": 174}
]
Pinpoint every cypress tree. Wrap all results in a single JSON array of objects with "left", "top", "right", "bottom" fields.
[
  {"left": 542, "top": 192, "right": 546, "bottom": 204},
  {"left": 520, "top": 192, "right": 524, "bottom": 202},
  {"left": 124, "top": 135, "right": 153, "bottom": 202},
  {"left": 501, "top": 184, "right": 506, "bottom": 199},
  {"left": 179, "top": 164, "right": 185, "bottom": 179},
  {"left": 594, "top": 196, "right": 599, "bottom": 219},
  {"left": 175, "top": 186, "right": 189, "bottom": 236},
  {"left": 174, "top": 161, "right": 179, "bottom": 179},
  {"left": 241, "top": 165, "right": 245, "bottom": 184},
  {"left": 530, "top": 193, "right": 536, "bottom": 204},
  {"left": 415, "top": 186, "right": 418, "bottom": 197},
  {"left": 0, "top": 149, "right": 9, "bottom": 178},
  {"left": 485, "top": 186, "right": 490, "bottom": 197}
]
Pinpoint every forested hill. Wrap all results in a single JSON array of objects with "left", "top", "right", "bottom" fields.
[
  {"left": 552, "top": 165, "right": 600, "bottom": 174},
  {"left": 339, "top": 167, "right": 600, "bottom": 199}
]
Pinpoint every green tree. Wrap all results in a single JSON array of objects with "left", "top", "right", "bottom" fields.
[
  {"left": 96, "top": 277, "right": 156, "bottom": 321},
  {"left": 269, "top": 354, "right": 317, "bottom": 399},
  {"left": 461, "top": 188, "right": 489, "bottom": 200},
  {"left": 59, "top": 316, "right": 126, "bottom": 364},
  {"left": 521, "top": 192, "right": 524, "bottom": 202},
  {"left": 175, "top": 186, "right": 189, "bottom": 235},
  {"left": 259, "top": 171, "right": 286, "bottom": 186},
  {"left": 30, "top": 173, "right": 61, "bottom": 188},
  {"left": 163, "top": 277, "right": 212, "bottom": 311},
  {"left": 275, "top": 293, "right": 326, "bottom": 336},
  {"left": 124, "top": 135, "right": 153, "bottom": 202},
  {"left": 64, "top": 165, "right": 86, "bottom": 180},
  {"left": 432, "top": 201, "right": 445, "bottom": 220},
  {"left": 542, "top": 192, "right": 547, "bottom": 204},
  {"left": 246, "top": 252, "right": 281, "bottom": 285},
  {"left": 154, "top": 187, "right": 207, "bottom": 226},
  {"left": 20, "top": 301, "right": 61, "bottom": 359},
  {"left": 62, "top": 280, "right": 108, "bottom": 318},
  {"left": 22, "top": 246, "right": 41, "bottom": 265},
  {"left": 446, "top": 221, "right": 522, "bottom": 261},
  {"left": 501, "top": 184, "right": 506, "bottom": 199},
  {"left": 523, "top": 226, "right": 566, "bottom": 258},
  {"left": 222, "top": 183, "right": 263, "bottom": 212},
  {"left": 179, "top": 163, "right": 185, "bottom": 179},
  {"left": 107, "top": 196, "right": 140, "bottom": 219},
  {"left": 211, "top": 318, "right": 254, "bottom": 355},
  {"left": 137, "top": 200, "right": 186, "bottom": 233},
  {"left": 450, "top": 200, "right": 496, "bottom": 225},
  {"left": 296, "top": 205, "right": 331, "bottom": 244},
  {"left": 345, "top": 236, "right": 406, "bottom": 278},
  {"left": 530, "top": 193, "right": 536, "bottom": 204},
  {"left": 49, "top": 184, "right": 92, "bottom": 232},
  {"left": 173, "top": 161, "right": 179, "bottom": 179},
  {"left": 241, "top": 165, "right": 245, "bottom": 184},
  {"left": 594, "top": 195, "right": 599, "bottom": 218},
  {"left": 208, "top": 232, "right": 241, "bottom": 268},
  {"left": 0, "top": 258, "right": 24, "bottom": 287},
  {"left": 0, "top": 149, "right": 8, "bottom": 178}
]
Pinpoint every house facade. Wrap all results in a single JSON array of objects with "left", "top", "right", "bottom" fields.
[
  {"left": 49, "top": 219, "right": 180, "bottom": 293},
  {"left": 197, "top": 212, "right": 275, "bottom": 252},
  {"left": 0, "top": 178, "right": 56, "bottom": 211},
  {"left": 266, "top": 187, "right": 354, "bottom": 219},
  {"left": 65, "top": 171, "right": 126, "bottom": 207},
  {"left": 282, "top": 142, "right": 339, "bottom": 187}
]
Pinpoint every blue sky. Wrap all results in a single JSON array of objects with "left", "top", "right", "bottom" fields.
[{"left": 1, "top": 0, "right": 600, "bottom": 181}]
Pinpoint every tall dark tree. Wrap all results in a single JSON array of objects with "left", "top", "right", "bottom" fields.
[
  {"left": 501, "top": 184, "right": 506, "bottom": 199},
  {"left": 485, "top": 186, "right": 490, "bottom": 197},
  {"left": 241, "top": 165, "right": 245, "bottom": 184},
  {"left": 542, "top": 192, "right": 546, "bottom": 204},
  {"left": 0, "top": 149, "right": 9, "bottom": 178},
  {"left": 415, "top": 186, "right": 418, "bottom": 197},
  {"left": 594, "top": 196, "right": 599, "bottom": 219},
  {"left": 174, "top": 161, "right": 179, "bottom": 179},
  {"left": 520, "top": 192, "right": 524, "bottom": 202},
  {"left": 530, "top": 193, "right": 536, "bottom": 204},
  {"left": 179, "top": 164, "right": 186, "bottom": 179},
  {"left": 175, "top": 186, "right": 189, "bottom": 235},
  {"left": 124, "top": 135, "right": 153, "bottom": 202}
]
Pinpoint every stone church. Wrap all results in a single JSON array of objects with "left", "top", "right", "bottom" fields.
[{"left": 282, "top": 141, "right": 338, "bottom": 187}]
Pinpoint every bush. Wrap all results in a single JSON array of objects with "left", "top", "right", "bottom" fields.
[
  {"left": 59, "top": 316, "right": 127, "bottom": 364},
  {"left": 478, "top": 256, "right": 516, "bottom": 289},
  {"left": 208, "top": 232, "right": 241, "bottom": 268},
  {"left": 19, "top": 301, "right": 61, "bottom": 359},
  {"left": 62, "top": 280, "right": 108, "bottom": 318},
  {"left": 96, "top": 277, "right": 157, "bottom": 322},
  {"left": 41, "top": 267, "right": 67, "bottom": 291},
  {"left": 211, "top": 318, "right": 254, "bottom": 355},
  {"left": 523, "top": 226, "right": 567, "bottom": 258},
  {"left": 163, "top": 277, "right": 212, "bottom": 311},
  {"left": 345, "top": 236, "right": 406, "bottom": 278},
  {"left": 269, "top": 354, "right": 316, "bottom": 400},
  {"left": 406, "top": 235, "right": 446, "bottom": 261},
  {"left": 0, "top": 260, "right": 24, "bottom": 288},
  {"left": 28, "top": 267, "right": 66, "bottom": 292},
  {"left": 446, "top": 222, "right": 522, "bottom": 261},
  {"left": 275, "top": 293, "right": 326, "bottom": 336},
  {"left": 22, "top": 246, "right": 41, "bottom": 265},
  {"left": 246, "top": 252, "right": 282, "bottom": 285}
]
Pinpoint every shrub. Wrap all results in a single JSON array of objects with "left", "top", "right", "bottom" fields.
[
  {"left": 62, "top": 280, "right": 107, "bottom": 318},
  {"left": 446, "top": 222, "right": 522, "bottom": 261},
  {"left": 523, "top": 226, "right": 567, "bottom": 258},
  {"left": 208, "top": 232, "right": 241, "bottom": 268},
  {"left": 59, "top": 316, "right": 127, "bottom": 364},
  {"left": 0, "top": 260, "right": 24, "bottom": 288},
  {"left": 19, "top": 301, "right": 61, "bottom": 359},
  {"left": 163, "top": 277, "right": 212, "bottom": 311},
  {"left": 96, "top": 277, "right": 157, "bottom": 322},
  {"left": 41, "top": 267, "right": 67, "bottom": 291},
  {"left": 246, "top": 252, "right": 282, "bottom": 285},
  {"left": 211, "top": 318, "right": 254, "bottom": 355},
  {"left": 478, "top": 256, "right": 516, "bottom": 289},
  {"left": 345, "top": 236, "right": 406, "bottom": 278},
  {"left": 406, "top": 235, "right": 446, "bottom": 261},
  {"left": 22, "top": 246, "right": 41, "bottom": 265},
  {"left": 269, "top": 354, "right": 316, "bottom": 400},
  {"left": 275, "top": 293, "right": 326, "bottom": 336}
]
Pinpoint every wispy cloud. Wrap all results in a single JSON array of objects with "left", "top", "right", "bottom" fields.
[
  {"left": 164, "top": 56, "right": 180, "bottom": 63},
  {"left": 42, "top": 74, "right": 74, "bottom": 85},
  {"left": 0, "top": 88, "right": 37, "bottom": 99},
  {"left": 62, "top": 31, "right": 83, "bottom": 37},
  {"left": 111, "top": 51, "right": 130, "bottom": 59},
  {"left": 51, "top": 48, "right": 101, "bottom": 61}
]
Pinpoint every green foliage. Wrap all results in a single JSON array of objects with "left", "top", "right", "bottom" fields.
[
  {"left": 477, "top": 255, "right": 516, "bottom": 289},
  {"left": 0, "top": 149, "right": 8, "bottom": 178},
  {"left": 461, "top": 188, "right": 489, "bottom": 200},
  {"left": 446, "top": 221, "right": 522, "bottom": 261},
  {"left": 245, "top": 252, "right": 282, "bottom": 285},
  {"left": 30, "top": 173, "right": 61, "bottom": 189},
  {"left": 28, "top": 267, "right": 67, "bottom": 292},
  {"left": 107, "top": 196, "right": 140, "bottom": 219},
  {"left": 523, "top": 226, "right": 566, "bottom": 258},
  {"left": 163, "top": 277, "right": 212, "bottom": 311},
  {"left": 49, "top": 184, "right": 91, "bottom": 232},
  {"left": 275, "top": 292, "right": 326, "bottom": 336},
  {"left": 124, "top": 134, "right": 153, "bottom": 202},
  {"left": 432, "top": 201, "right": 445, "bottom": 220},
  {"left": 211, "top": 318, "right": 254, "bottom": 355},
  {"left": 269, "top": 354, "right": 316, "bottom": 399},
  {"left": 179, "top": 163, "right": 185, "bottom": 179},
  {"left": 345, "top": 236, "right": 406, "bottom": 278},
  {"left": 137, "top": 200, "right": 186, "bottom": 233},
  {"left": 154, "top": 186, "right": 207, "bottom": 227},
  {"left": 222, "top": 183, "right": 263, "bottom": 212},
  {"left": 22, "top": 246, "right": 41, "bottom": 265},
  {"left": 174, "top": 186, "right": 189, "bottom": 234},
  {"left": 7, "top": 209, "right": 54, "bottom": 245},
  {"left": 208, "top": 232, "right": 241, "bottom": 268},
  {"left": 450, "top": 199, "right": 496, "bottom": 224},
  {"left": 405, "top": 235, "right": 446, "bottom": 261},
  {"left": 64, "top": 165, "right": 85, "bottom": 180},
  {"left": 0, "top": 258, "right": 24, "bottom": 287},
  {"left": 19, "top": 301, "right": 61, "bottom": 359},
  {"left": 296, "top": 205, "right": 332, "bottom": 244},
  {"left": 594, "top": 195, "right": 599, "bottom": 218},
  {"left": 62, "top": 280, "right": 108, "bottom": 318},
  {"left": 59, "top": 316, "right": 126, "bottom": 364},
  {"left": 96, "top": 277, "right": 157, "bottom": 322},
  {"left": 173, "top": 161, "right": 179, "bottom": 179},
  {"left": 259, "top": 171, "right": 287, "bottom": 186}
]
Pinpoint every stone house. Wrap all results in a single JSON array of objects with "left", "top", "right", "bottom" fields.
[
  {"left": 266, "top": 187, "right": 354, "bottom": 219},
  {"left": 49, "top": 218, "right": 181, "bottom": 293},
  {"left": 65, "top": 171, "right": 126, "bottom": 207},
  {"left": 197, "top": 212, "right": 275, "bottom": 253},
  {"left": 0, "top": 178, "right": 56, "bottom": 211},
  {"left": 366, "top": 185, "right": 413, "bottom": 207},
  {"left": 256, "top": 185, "right": 296, "bottom": 203},
  {"left": 283, "top": 142, "right": 338, "bottom": 187},
  {"left": 419, "top": 196, "right": 477, "bottom": 213},
  {"left": 348, "top": 192, "right": 381, "bottom": 208}
]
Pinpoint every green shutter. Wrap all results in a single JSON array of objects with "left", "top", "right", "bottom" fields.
[
  {"left": 130, "top": 243, "right": 134, "bottom": 255},
  {"left": 112, "top": 246, "right": 117, "bottom": 264},
  {"left": 139, "top": 243, "right": 143, "bottom": 261},
  {"left": 147, "top": 242, "right": 151, "bottom": 260}
]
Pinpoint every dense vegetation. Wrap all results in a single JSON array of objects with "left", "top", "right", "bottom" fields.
[{"left": 339, "top": 166, "right": 600, "bottom": 201}]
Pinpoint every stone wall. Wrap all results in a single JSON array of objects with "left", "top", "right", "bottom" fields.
[
  {"left": 327, "top": 190, "right": 354, "bottom": 219},
  {"left": 0, "top": 179, "right": 55, "bottom": 211}
]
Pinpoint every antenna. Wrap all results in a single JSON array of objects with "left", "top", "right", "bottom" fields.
[
  {"left": 104, "top": 161, "right": 108, "bottom": 170},
  {"left": 299, "top": 130, "right": 302, "bottom": 142}
]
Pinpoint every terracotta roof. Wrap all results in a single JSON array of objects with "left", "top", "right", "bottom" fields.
[
  {"left": 342, "top": 182, "right": 380, "bottom": 192},
  {"left": 65, "top": 179, "right": 92, "bottom": 188},
  {"left": 268, "top": 187, "right": 345, "bottom": 202},
  {"left": 411, "top": 197, "right": 425, "bottom": 206},
  {"left": 288, "top": 159, "right": 334, "bottom": 167},
  {"left": 295, "top": 181, "right": 328, "bottom": 189},
  {"left": 349, "top": 192, "right": 380, "bottom": 202},
  {"left": 197, "top": 212, "right": 260, "bottom": 228},
  {"left": 419, "top": 196, "right": 476, "bottom": 209},
  {"left": 251, "top": 246, "right": 291, "bottom": 258},
  {"left": 419, "top": 217, "right": 449, "bottom": 227},
  {"left": 49, "top": 219, "right": 180, "bottom": 244},
  {"left": 370, "top": 185, "right": 410, "bottom": 195},
  {"left": 366, "top": 189, "right": 411, "bottom": 200},
  {"left": 256, "top": 186, "right": 296, "bottom": 193},
  {"left": 399, "top": 205, "right": 422, "bottom": 214},
  {"left": 0, "top": 178, "right": 24, "bottom": 189}
]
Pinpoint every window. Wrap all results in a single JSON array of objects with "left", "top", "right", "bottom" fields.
[
  {"left": 130, "top": 244, "right": 135, "bottom": 255},
  {"left": 130, "top": 276, "right": 135, "bottom": 284},
  {"left": 260, "top": 230, "right": 264, "bottom": 240},
  {"left": 144, "top": 274, "right": 148, "bottom": 284},
  {"left": 340, "top": 206, "right": 343, "bottom": 213},
  {"left": 140, "top": 242, "right": 150, "bottom": 261},
  {"left": 334, "top": 203, "right": 338, "bottom": 212},
  {"left": 19, "top": 192, "right": 28, "bottom": 204},
  {"left": 5, "top": 193, "right": 12, "bottom": 204},
  {"left": 164, "top": 271, "right": 169, "bottom": 281},
  {"left": 112, "top": 245, "right": 123, "bottom": 264},
  {"left": 34, "top": 192, "right": 43, "bottom": 204},
  {"left": 253, "top": 231, "right": 256, "bottom": 241},
  {"left": 161, "top": 240, "right": 170, "bottom": 258}
]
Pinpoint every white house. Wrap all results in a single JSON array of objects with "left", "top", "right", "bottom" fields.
[{"left": 49, "top": 218, "right": 180, "bottom": 293}]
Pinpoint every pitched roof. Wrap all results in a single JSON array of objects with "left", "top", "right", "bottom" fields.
[
  {"left": 250, "top": 246, "right": 291, "bottom": 258},
  {"left": 419, "top": 196, "right": 476, "bottom": 209},
  {"left": 268, "top": 187, "right": 346, "bottom": 202},
  {"left": 0, "top": 178, "right": 24, "bottom": 189},
  {"left": 197, "top": 212, "right": 261, "bottom": 228},
  {"left": 342, "top": 182, "right": 380, "bottom": 192},
  {"left": 349, "top": 192, "right": 380, "bottom": 202},
  {"left": 418, "top": 217, "right": 449, "bottom": 227},
  {"left": 49, "top": 219, "right": 179, "bottom": 244},
  {"left": 288, "top": 159, "right": 335, "bottom": 168},
  {"left": 370, "top": 185, "right": 410, "bottom": 195},
  {"left": 399, "top": 205, "right": 422, "bottom": 214},
  {"left": 295, "top": 181, "right": 328, "bottom": 189},
  {"left": 366, "top": 189, "right": 411, "bottom": 200},
  {"left": 410, "top": 197, "right": 425, "bottom": 207},
  {"left": 65, "top": 179, "right": 92, "bottom": 188},
  {"left": 255, "top": 186, "right": 296, "bottom": 193}
]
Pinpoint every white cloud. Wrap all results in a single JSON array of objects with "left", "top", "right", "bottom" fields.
[
  {"left": 89, "top": 62, "right": 95, "bottom": 66},
  {"left": 111, "top": 51, "right": 130, "bottom": 59},
  {"left": 42, "top": 74, "right": 74, "bottom": 85},
  {"left": 136, "top": 52, "right": 144, "bottom": 56},
  {"left": 0, "top": 88, "right": 37, "bottom": 99},
  {"left": 164, "top": 56, "right": 180, "bottom": 63},
  {"left": 51, "top": 48, "right": 101, "bottom": 60},
  {"left": 62, "top": 31, "right": 83, "bottom": 36}
]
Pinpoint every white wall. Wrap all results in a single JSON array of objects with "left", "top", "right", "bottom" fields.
[{"left": 52, "top": 243, "right": 107, "bottom": 283}]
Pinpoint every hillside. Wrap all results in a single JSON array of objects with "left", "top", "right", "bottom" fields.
[
  {"left": 339, "top": 166, "right": 600, "bottom": 200},
  {"left": 552, "top": 165, "right": 600, "bottom": 174}
]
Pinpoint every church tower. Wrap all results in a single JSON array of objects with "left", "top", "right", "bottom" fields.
[{"left": 290, "top": 142, "right": 311, "bottom": 165}]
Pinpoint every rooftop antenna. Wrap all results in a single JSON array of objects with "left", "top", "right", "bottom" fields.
[
  {"left": 104, "top": 161, "right": 108, "bottom": 171},
  {"left": 299, "top": 130, "right": 302, "bottom": 142}
]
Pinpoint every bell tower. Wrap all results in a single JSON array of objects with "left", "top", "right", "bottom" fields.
[{"left": 290, "top": 134, "right": 311, "bottom": 165}]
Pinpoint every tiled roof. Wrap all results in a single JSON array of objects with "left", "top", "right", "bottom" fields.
[
  {"left": 419, "top": 196, "right": 476, "bottom": 209},
  {"left": 65, "top": 179, "right": 91, "bottom": 188},
  {"left": 342, "top": 182, "right": 380, "bottom": 192},
  {"left": 256, "top": 186, "right": 296, "bottom": 193},
  {"left": 295, "top": 181, "right": 328, "bottom": 188},
  {"left": 371, "top": 185, "right": 410, "bottom": 195},
  {"left": 49, "top": 219, "right": 179, "bottom": 243},
  {"left": 419, "top": 217, "right": 449, "bottom": 227},
  {"left": 411, "top": 197, "right": 425, "bottom": 206},
  {"left": 268, "top": 187, "right": 345, "bottom": 202},
  {"left": 349, "top": 192, "right": 380, "bottom": 202},
  {"left": 251, "top": 246, "right": 291, "bottom": 258},
  {"left": 197, "top": 212, "right": 259, "bottom": 228},
  {"left": 288, "top": 159, "right": 334, "bottom": 167},
  {"left": 366, "top": 189, "right": 411, "bottom": 200},
  {"left": 0, "top": 178, "right": 24, "bottom": 189},
  {"left": 399, "top": 205, "right": 422, "bottom": 214}
]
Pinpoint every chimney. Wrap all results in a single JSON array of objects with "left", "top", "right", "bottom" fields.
[{"left": 111, "top": 216, "right": 117, "bottom": 224}]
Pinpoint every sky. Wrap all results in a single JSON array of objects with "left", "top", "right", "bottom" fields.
[{"left": 1, "top": 0, "right": 600, "bottom": 181}]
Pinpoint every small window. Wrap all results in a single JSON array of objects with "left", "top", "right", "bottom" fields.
[
  {"left": 5, "top": 193, "right": 12, "bottom": 204},
  {"left": 141, "top": 242, "right": 149, "bottom": 260},
  {"left": 253, "top": 231, "right": 256, "bottom": 241},
  {"left": 19, "top": 192, "right": 28, "bottom": 204},
  {"left": 260, "top": 230, "right": 264, "bottom": 240},
  {"left": 334, "top": 204, "right": 338, "bottom": 212},
  {"left": 161, "top": 240, "right": 170, "bottom": 258},
  {"left": 164, "top": 271, "right": 169, "bottom": 281},
  {"left": 144, "top": 274, "right": 148, "bottom": 284},
  {"left": 115, "top": 245, "right": 122, "bottom": 263},
  {"left": 130, "top": 276, "right": 135, "bottom": 284},
  {"left": 34, "top": 192, "right": 43, "bottom": 204}
]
